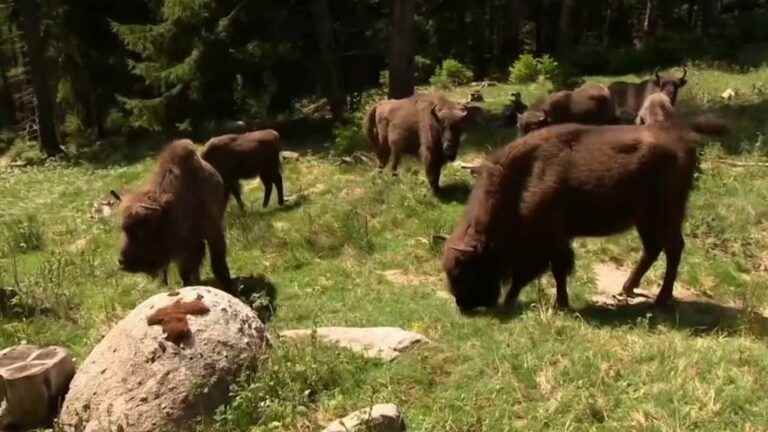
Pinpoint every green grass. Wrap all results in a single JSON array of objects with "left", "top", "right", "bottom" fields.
[{"left": 5, "top": 64, "right": 768, "bottom": 431}]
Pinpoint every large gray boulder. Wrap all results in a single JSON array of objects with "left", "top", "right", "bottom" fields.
[
  {"left": 0, "top": 345, "right": 75, "bottom": 431},
  {"left": 59, "top": 286, "right": 267, "bottom": 432}
]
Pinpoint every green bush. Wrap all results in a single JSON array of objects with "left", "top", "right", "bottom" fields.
[
  {"left": 1, "top": 216, "right": 44, "bottom": 257},
  {"left": 508, "top": 54, "right": 540, "bottom": 83},
  {"left": 331, "top": 122, "right": 367, "bottom": 156},
  {"left": 430, "top": 58, "right": 474, "bottom": 89}
]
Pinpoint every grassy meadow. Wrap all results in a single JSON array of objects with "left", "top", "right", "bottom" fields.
[{"left": 3, "top": 64, "right": 768, "bottom": 431}]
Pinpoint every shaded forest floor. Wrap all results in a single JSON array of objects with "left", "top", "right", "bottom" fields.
[{"left": 3, "top": 65, "right": 768, "bottom": 430}]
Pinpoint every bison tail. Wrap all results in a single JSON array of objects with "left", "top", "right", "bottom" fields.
[
  {"left": 689, "top": 115, "right": 729, "bottom": 137},
  {"left": 364, "top": 104, "right": 379, "bottom": 150}
]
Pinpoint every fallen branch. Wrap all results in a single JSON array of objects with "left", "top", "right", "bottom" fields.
[{"left": 710, "top": 159, "right": 768, "bottom": 168}]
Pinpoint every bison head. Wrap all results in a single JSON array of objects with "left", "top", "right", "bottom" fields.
[
  {"left": 431, "top": 104, "right": 469, "bottom": 162},
  {"left": 654, "top": 66, "right": 687, "bottom": 104},
  {"left": 442, "top": 163, "right": 506, "bottom": 313},
  {"left": 517, "top": 110, "right": 549, "bottom": 135},
  {"left": 117, "top": 196, "right": 170, "bottom": 276}
]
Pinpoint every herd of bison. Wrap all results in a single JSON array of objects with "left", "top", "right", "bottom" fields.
[{"left": 110, "top": 66, "right": 729, "bottom": 314}]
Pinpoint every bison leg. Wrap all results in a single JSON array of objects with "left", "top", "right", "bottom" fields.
[
  {"left": 655, "top": 232, "right": 684, "bottom": 306},
  {"left": 261, "top": 174, "right": 273, "bottom": 208},
  {"left": 274, "top": 172, "right": 285, "bottom": 206},
  {"left": 622, "top": 222, "right": 662, "bottom": 296},
  {"left": 206, "top": 227, "right": 233, "bottom": 293},
  {"left": 425, "top": 157, "right": 443, "bottom": 194},
  {"left": 376, "top": 143, "right": 391, "bottom": 170},
  {"left": 390, "top": 151, "right": 402, "bottom": 175},
  {"left": 230, "top": 182, "right": 246, "bottom": 211},
  {"left": 550, "top": 245, "right": 575, "bottom": 309},
  {"left": 179, "top": 240, "right": 205, "bottom": 286}
]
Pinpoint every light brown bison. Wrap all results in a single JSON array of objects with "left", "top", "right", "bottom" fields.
[
  {"left": 365, "top": 93, "right": 470, "bottom": 193},
  {"left": 201, "top": 130, "right": 284, "bottom": 210},
  {"left": 517, "top": 83, "right": 617, "bottom": 135},
  {"left": 608, "top": 66, "right": 688, "bottom": 122},
  {"left": 637, "top": 92, "right": 729, "bottom": 136},
  {"left": 442, "top": 122, "right": 714, "bottom": 313},
  {"left": 113, "top": 139, "right": 232, "bottom": 291}
]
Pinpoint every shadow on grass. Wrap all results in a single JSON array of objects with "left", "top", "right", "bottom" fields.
[
  {"left": 201, "top": 274, "right": 278, "bottom": 323},
  {"left": 578, "top": 298, "right": 768, "bottom": 339},
  {"left": 437, "top": 181, "right": 472, "bottom": 203}
]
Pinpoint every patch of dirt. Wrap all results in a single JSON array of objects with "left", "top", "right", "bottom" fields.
[{"left": 378, "top": 269, "right": 441, "bottom": 288}]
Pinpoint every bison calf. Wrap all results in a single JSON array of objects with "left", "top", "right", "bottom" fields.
[
  {"left": 517, "top": 83, "right": 616, "bottom": 135},
  {"left": 114, "top": 139, "right": 232, "bottom": 291},
  {"left": 365, "top": 93, "right": 469, "bottom": 194},
  {"left": 201, "top": 130, "right": 285, "bottom": 210},
  {"left": 443, "top": 123, "right": 705, "bottom": 313}
]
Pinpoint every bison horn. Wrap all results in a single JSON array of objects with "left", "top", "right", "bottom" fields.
[
  {"left": 138, "top": 202, "right": 162, "bottom": 211},
  {"left": 679, "top": 65, "right": 688, "bottom": 81},
  {"left": 448, "top": 244, "right": 476, "bottom": 253},
  {"left": 654, "top": 67, "right": 662, "bottom": 83},
  {"left": 110, "top": 190, "right": 122, "bottom": 202}
]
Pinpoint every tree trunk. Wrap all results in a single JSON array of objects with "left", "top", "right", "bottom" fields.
[
  {"left": 16, "top": 0, "right": 61, "bottom": 156},
  {"left": 310, "top": 0, "right": 345, "bottom": 119},
  {"left": 0, "top": 46, "right": 16, "bottom": 127},
  {"left": 500, "top": 0, "right": 525, "bottom": 68},
  {"left": 388, "top": 0, "right": 415, "bottom": 99},
  {"left": 642, "top": 0, "right": 658, "bottom": 45},
  {"left": 558, "top": 0, "right": 577, "bottom": 57}
]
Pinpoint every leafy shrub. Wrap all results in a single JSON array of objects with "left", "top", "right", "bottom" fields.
[
  {"left": 414, "top": 55, "right": 436, "bottom": 83},
  {"left": 430, "top": 58, "right": 474, "bottom": 88},
  {"left": 331, "top": 121, "right": 367, "bottom": 156},
  {"left": 1, "top": 216, "right": 44, "bottom": 257},
  {"left": 508, "top": 54, "right": 540, "bottom": 83}
]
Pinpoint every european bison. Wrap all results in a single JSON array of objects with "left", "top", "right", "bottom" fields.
[
  {"left": 443, "top": 122, "right": 712, "bottom": 313},
  {"left": 517, "top": 83, "right": 616, "bottom": 135},
  {"left": 637, "top": 92, "right": 729, "bottom": 136},
  {"left": 114, "top": 139, "right": 232, "bottom": 291},
  {"left": 365, "top": 93, "right": 470, "bottom": 193},
  {"left": 608, "top": 66, "right": 688, "bottom": 122},
  {"left": 201, "top": 130, "right": 284, "bottom": 210}
]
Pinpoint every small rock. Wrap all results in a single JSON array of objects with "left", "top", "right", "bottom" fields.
[
  {"left": 0, "top": 345, "right": 75, "bottom": 431},
  {"left": 280, "top": 327, "right": 428, "bottom": 361},
  {"left": 281, "top": 151, "right": 300, "bottom": 161},
  {"left": 721, "top": 88, "right": 736, "bottom": 101},
  {"left": 323, "top": 404, "right": 406, "bottom": 432}
]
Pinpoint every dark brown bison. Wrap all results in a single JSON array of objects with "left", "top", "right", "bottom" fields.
[
  {"left": 608, "top": 66, "right": 688, "bottom": 122},
  {"left": 113, "top": 139, "right": 232, "bottom": 291},
  {"left": 442, "top": 122, "right": 711, "bottom": 313},
  {"left": 517, "top": 83, "right": 617, "bottom": 135},
  {"left": 364, "top": 93, "right": 470, "bottom": 193},
  {"left": 201, "top": 129, "right": 284, "bottom": 210}
]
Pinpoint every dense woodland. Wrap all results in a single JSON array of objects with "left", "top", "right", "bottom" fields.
[{"left": 3, "top": 0, "right": 768, "bottom": 155}]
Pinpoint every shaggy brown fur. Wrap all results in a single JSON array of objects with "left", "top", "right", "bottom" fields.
[
  {"left": 517, "top": 83, "right": 617, "bottom": 135},
  {"left": 115, "top": 139, "right": 232, "bottom": 290},
  {"left": 364, "top": 93, "right": 470, "bottom": 193},
  {"left": 608, "top": 66, "right": 688, "bottom": 121},
  {"left": 147, "top": 298, "right": 210, "bottom": 345},
  {"left": 443, "top": 122, "right": 708, "bottom": 313},
  {"left": 201, "top": 129, "right": 284, "bottom": 210}
]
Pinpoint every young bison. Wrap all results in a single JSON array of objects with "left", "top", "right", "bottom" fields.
[
  {"left": 637, "top": 92, "right": 729, "bottom": 136},
  {"left": 201, "top": 130, "right": 285, "bottom": 210},
  {"left": 517, "top": 83, "right": 617, "bottom": 135},
  {"left": 364, "top": 93, "right": 470, "bottom": 194},
  {"left": 114, "top": 139, "right": 233, "bottom": 291},
  {"left": 442, "top": 122, "right": 712, "bottom": 313}
]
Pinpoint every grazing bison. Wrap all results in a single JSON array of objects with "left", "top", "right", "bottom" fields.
[
  {"left": 114, "top": 139, "right": 232, "bottom": 291},
  {"left": 201, "top": 130, "right": 284, "bottom": 210},
  {"left": 365, "top": 93, "right": 470, "bottom": 193},
  {"left": 517, "top": 83, "right": 616, "bottom": 135},
  {"left": 442, "top": 122, "right": 715, "bottom": 313},
  {"left": 608, "top": 66, "right": 688, "bottom": 122}
]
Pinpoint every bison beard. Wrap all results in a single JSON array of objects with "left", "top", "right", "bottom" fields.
[
  {"left": 116, "top": 139, "right": 233, "bottom": 292},
  {"left": 201, "top": 129, "right": 285, "bottom": 210},
  {"left": 443, "top": 123, "right": 701, "bottom": 313},
  {"left": 364, "top": 93, "right": 469, "bottom": 194}
]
